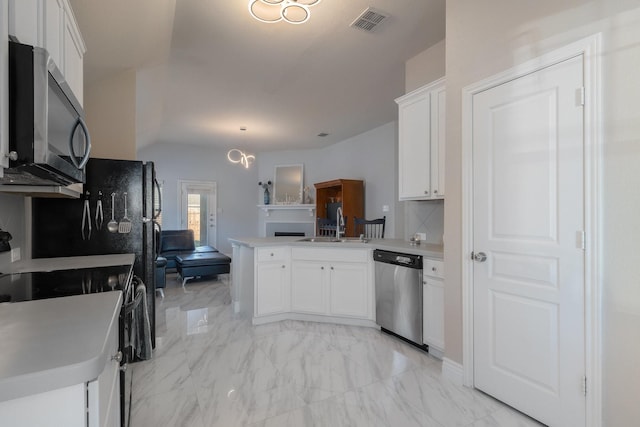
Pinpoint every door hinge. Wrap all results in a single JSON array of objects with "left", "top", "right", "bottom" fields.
[
  {"left": 576, "top": 230, "right": 585, "bottom": 250},
  {"left": 582, "top": 376, "right": 587, "bottom": 396},
  {"left": 576, "top": 87, "right": 585, "bottom": 106}
]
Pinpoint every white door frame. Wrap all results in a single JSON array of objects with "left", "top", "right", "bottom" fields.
[
  {"left": 461, "top": 34, "right": 602, "bottom": 426},
  {"left": 178, "top": 180, "right": 218, "bottom": 248}
]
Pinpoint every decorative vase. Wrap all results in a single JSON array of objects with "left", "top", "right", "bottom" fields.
[{"left": 264, "top": 188, "right": 270, "bottom": 205}]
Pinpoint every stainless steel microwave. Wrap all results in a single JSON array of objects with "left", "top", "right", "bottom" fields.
[{"left": 1, "top": 41, "right": 91, "bottom": 186}]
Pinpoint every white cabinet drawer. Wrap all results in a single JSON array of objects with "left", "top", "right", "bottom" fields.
[
  {"left": 424, "top": 258, "right": 444, "bottom": 279},
  {"left": 291, "top": 247, "right": 369, "bottom": 263},
  {"left": 257, "top": 247, "right": 289, "bottom": 262}
]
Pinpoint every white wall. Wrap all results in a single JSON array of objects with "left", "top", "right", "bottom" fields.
[
  {"left": 405, "top": 39, "right": 446, "bottom": 93},
  {"left": 137, "top": 143, "right": 259, "bottom": 255},
  {"left": 85, "top": 69, "right": 137, "bottom": 160},
  {"left": 445, "top": 1, "right": 640, "bottom": 424}
]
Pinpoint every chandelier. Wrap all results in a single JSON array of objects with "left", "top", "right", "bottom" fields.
[
  {"left": 227, "top": 149, "right": 255, "bottom": 169},
  {"left": 248, "top": 0, "right": 322, "bottom": 25}
]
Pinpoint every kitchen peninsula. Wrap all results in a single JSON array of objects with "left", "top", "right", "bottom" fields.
[
  {"left": 229, "top": 237, "right": 443, "bottom": 328},
  {"left": 0, "top": 254, "right": 135, "bottom": 426}
]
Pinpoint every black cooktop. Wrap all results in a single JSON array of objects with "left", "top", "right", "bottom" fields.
[{"left": 0, "top": 265, "right": 133, "bottom": 303}]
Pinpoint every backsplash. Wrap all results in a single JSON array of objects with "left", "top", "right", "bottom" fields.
[{"left": 404, "top": 199, "right": 444, "bottom": 244}]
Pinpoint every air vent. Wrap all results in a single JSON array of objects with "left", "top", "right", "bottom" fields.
[{"left": 350, "top": 7, "right": 389, "bottom": 33}]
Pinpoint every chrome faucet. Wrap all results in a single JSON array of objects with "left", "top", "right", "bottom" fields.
[{"left": 336, "top": 207, "right": 344, "bottom": 239}]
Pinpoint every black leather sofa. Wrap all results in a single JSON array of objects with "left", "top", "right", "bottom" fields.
[{"left": 159, "top": 229, "right": 218, "bottom": 270}]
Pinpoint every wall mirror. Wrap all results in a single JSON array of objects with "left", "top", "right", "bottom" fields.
[{"left": 273, "top": 164, "right": 303, "bottom": 204}]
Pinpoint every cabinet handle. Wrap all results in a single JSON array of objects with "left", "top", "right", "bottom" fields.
[
  {"left": 432, "top": 267, "right": 437, "bottom": 272},
  {"left": 270, "top": 253, "right": 274, "bottom": 257},
  {"left": 112, "top": 351, "right": 123, "bottom": 363},
  {"left": 434, "top": 190, "right": 438, "bottom": 194},
  {"left": 424, "top": 190, "right": 429, "bottom": 194},
  {"left": 120, "top": 363, "right": 128, "bottom": 372},
  {"left": 321, "top": 266, "right": 324, "bottom": 270},
  {"left": 281, "top": 265, "right": 286, "bottom": 269},
  {"left": 330, "top": 266, "right": 334, "bottom": 270}
]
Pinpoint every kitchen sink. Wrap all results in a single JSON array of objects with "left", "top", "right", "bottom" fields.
[{"left": 297, "top": 237, "right": 369, "bottom": 243}]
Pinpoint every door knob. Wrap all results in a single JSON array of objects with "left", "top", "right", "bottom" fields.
[{"left": 473, "top": 252, "right": 487, "bottom": 262}]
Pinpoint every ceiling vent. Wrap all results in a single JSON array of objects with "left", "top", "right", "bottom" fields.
[{"left": 350, "top": 7, "right": 389, "bottom": 33}]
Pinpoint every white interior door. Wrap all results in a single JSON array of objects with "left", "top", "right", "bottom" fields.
[
  {"left": 472, "top": 55, "right": 585, "bottom": 426},
  {"left": 179, "top": 180, "right": 217, "bottom": 248}
]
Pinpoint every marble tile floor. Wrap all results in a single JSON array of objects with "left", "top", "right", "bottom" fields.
[{"left": 131, "top": 274, "right": 544, "bottom": 427}]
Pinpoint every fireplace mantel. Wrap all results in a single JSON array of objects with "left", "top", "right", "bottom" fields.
[{"left": 257, "top": 204, "right": 315, "bottom": 217}]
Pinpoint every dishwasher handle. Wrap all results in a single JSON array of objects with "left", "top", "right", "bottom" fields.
[{"left": 373, "top": 250, "right": 423, "bottom": 269}]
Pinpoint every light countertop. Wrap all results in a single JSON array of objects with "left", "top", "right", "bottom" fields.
[
  {"left": 4, "top": 253, "right": 136, "bottom": 274},
  {"left": 0, "top": 291, "right": 122, "bottom": 402},
  {"left": 229, "top": 237, "right": 443, "bottom": 259}
]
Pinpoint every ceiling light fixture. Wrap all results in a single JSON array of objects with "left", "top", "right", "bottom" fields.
[
  {"left": 248, "top": 0, "right": 321, "bottom": 25},
  {"left": 227, "top": 149, "right": 255, "bottom": 169}
]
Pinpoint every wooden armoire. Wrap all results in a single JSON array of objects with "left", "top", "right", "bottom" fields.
[{"left": 314, "top": 179, "right": 364, "bottom": 237}]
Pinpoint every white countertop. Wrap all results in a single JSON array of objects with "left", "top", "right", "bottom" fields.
[
  {"left": 228, "top": 237, "right": 443, "bottom": 259},
  {"left": 4, "top": 253, "right": 136, "bottom": 274},
  {"left": 0, "top": 291, "right": 122, "bottom": 402}
]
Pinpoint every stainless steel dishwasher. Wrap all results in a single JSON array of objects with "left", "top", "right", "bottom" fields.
[{"left": 374, "top": 249, "right": 425, "bottom": 347}]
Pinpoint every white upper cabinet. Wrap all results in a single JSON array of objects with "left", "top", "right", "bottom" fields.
[
  {"left": 7, "top": 0, "right": 85, "bottom": 104},
  {"left": 396, "top": 78, "right": 446, "bottom": 200},
  {"left": 7, "top": 0, "right": 38, "bottom": 46}
]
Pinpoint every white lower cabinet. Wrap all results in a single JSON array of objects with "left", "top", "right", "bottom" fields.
[
  {"left": 255, "top": 247, "right": 291, "bottom": 316},
  {"left": 87, "top": 319, "right": 120, "bottom": 427},
  {"left": 328, "top": 263, "right": 369, "bottom": 318},
  {"left": 290, "top": 247, "right": 373, "bottom": 321},
  {"left": 423, "top": 258, "right": 445, "bottom": 357},
  {"left": 291, "top": 260, "right": 327, "bottom": 315}
]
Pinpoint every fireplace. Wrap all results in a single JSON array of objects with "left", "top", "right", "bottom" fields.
[
  {"left": 274, "top": 232, "right": 305, "bottom": 237},
  {"left": 265, "top": 221, "right": 315, "bottom": 237}
]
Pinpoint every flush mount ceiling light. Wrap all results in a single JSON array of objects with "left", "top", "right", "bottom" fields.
[
  {"left": 227, "top": 149, "right": 255, "bottom": 169},
  {"left": 248, "top": 0, "right": 321, "bottom": 25}
]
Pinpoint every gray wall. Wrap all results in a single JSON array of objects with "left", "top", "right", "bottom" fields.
[
  {"left": 0, "top": 194, "right": 26, "bottom": 270},
  {"left": 137, "top": 143, "right": 259, "bottom": 255},
  {"left": 445, "top": 1, "right": 640, "bottom": 424}
]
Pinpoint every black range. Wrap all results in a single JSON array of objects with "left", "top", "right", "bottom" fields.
[{"left": 0, "top": 264, "right": 133, "bottom": 303}]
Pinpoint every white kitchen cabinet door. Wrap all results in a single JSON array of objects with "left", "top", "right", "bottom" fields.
[
  {"left": 87, "top": 319, "right": 120, "bottom": 427},
  {"left": 396, "top": 78, "right": 446, "bottom": 201},
  {"left": 256, "top": 262, "right": 289, "bottom": 316},
  {"left": 255, "top": 248, "right": 290, "bottom": 317},
  {"left": 423, "top": 277, "right": 444, "bottom": 355},
  {"left": 7, "top": 0, "right": 39, "bottom": 46},
  {"left": 329, "top": 262, "right": 369, "bottom": 318},
  {"left": 62, "top": 3, "right": 84, "bottom": 104},
  {"left": 291, "top": 260, "right": 327, "bottom": 315},
  {"left": 430, "top": 82, "right": 446, "bottom": 198},
  {"left": 42, "top": 0, "right": 64, "bottom": 71},
  {"left": 397, "top": 85, "right": 431, "bottom": 200}
]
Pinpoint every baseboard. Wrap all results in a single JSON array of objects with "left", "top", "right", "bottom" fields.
[{"left": 442, "top": 357, "right": 464, "bottom": 385}]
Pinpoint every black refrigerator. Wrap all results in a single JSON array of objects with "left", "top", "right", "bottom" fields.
[{"left": 31, "top": 158, "right": 160, "bottom": 345}]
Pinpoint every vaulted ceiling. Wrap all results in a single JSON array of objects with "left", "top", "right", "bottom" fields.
[{"left": 69, "top": 0, "right": 445, "bottom": 152}]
